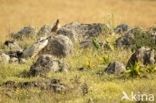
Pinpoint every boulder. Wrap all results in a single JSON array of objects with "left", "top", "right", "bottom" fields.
[
  {"left": 56, "top": 22, "right": 81, "bottom": 42},
  {"left": 0, "top": 53, "right": 10, "bottom": 63},
  {"left": 57, "top": 28, "right": 78, "bottom": 42},
  {"left": 115, "top": 27, "right": 147, "bottom": 48},
  {"left": 127, "top": 47, "right": 155, "bottom": 67},
  {"left": 105, "top": 61, "right": 126, "bottom": 75},
  {"left": 22, "top": 38, "right": 48, "bottom": 58},
  {"left": 37, "top": 19, "right": 59, "bottom": 36},
  {"left": 11, "top": 26, "right": 36, "bottom": 39},
  {"left": 147, "top": 27, "right": 156, "bottom": 44},
  {"left": 6, "top": 51, "right": 23, "bottom": 58},
  {"left": 9, "top": 57, "right": 26, "bottom": 64},
  {"left": 37, "top": 25, "right": 52, "bottom": 36},
  {"left": 4, "top": 40, "right": 23, "bottom": 51},
  {"left": 19, "top": 58, "right": 26, "bottom": 64},
  {"left": 42, "top": 35, "right": 73, "bottom": 58},
  {"left": 29, "top": 54, "right": 68, "bottom": 76},
  {"left": 5, "top": 51, "right": 26, "bottom": 63},
  {"left": 114, "top": 24, "right": 129, "bottom": 34},
  {"left": 9, "top": 57, "right": 18, "bottom": 63},
  {"left": 2, "top": 79, "right": 67, "bottom": 93},
  {"left": 57, "top": 22, "right": 110, "bottom": 41},
  {"left": 148, "top": 27, "right": 156, "bottom": 35},
  {"left": 116, "top": 33, "right": 135, "bottom": 48},
  {"left": 49, "top": 79, "right": 67, "bottom": 93}
]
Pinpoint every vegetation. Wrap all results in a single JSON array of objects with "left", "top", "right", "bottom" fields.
[
  {"left": 0, "top": 33, "right": 156, "bottom": 103},
  {"left": 0, "top": 0, "right": 156, "bottom": 103}
]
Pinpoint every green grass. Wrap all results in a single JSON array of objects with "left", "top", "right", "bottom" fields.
[{"left": 0, "top": 33, "right": 156, "bottom": 103}]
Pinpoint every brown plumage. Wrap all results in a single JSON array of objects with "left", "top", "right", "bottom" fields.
[{"left": 51, "top": 19, "right": 59, "bottom": 32}]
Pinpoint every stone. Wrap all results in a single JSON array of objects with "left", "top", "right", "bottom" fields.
[
  {"left": 0, "top": 53, "right": 10, "bottom": 63},
  {"left": 42, "top": 35, "right": 73, "bottom": 58},
  {"left": 19, "top": 58, "right": 26, "bottom": 64},
  {"left": 5, "top": 51, "right": 25, "bottom": 63},
  {"left": 9, "top": 57, "right": 18, "bottom": 63},
  {"left": 29, "top": 54, "right": 68, "bottom": 76},
  {"left": 147, "top": 27, "right": 156, "bottom": 44},
  {"left": 7, "top": 51, "right": 23, "bottom": 59},
  {"left": 22, "top": 38, "right": 48, "bottom": 58},
  {"left": 37, "top": 19, "right": 60, "bottom": 36},
  {"left": 11, "top": 26, "right": 36, "bottom": 39},
  {"left": 57, "top": 22, "right": 110, "bottom": 41},
  {"left": 148, "top": 27, "right": 156, "bottom": 35},
  {"left": 116, "top": 27, "right": 156, "bottom": 50},
  {"left": 116, "top": 34, "right": 135, "bottom": 48},
  {"left": 2, "top": 79, "right": 67, "bottom": 93},
  {"left": 114, "top": 24, "right": 129, "bottom": 34},
  {"left": 37, "top": 25, "right": 52, "bottom": 36},
  {"left": 127, "top": 47, "right": 155, "bottom": 67},
  {"left": 4, "top": 40, "right": 23, "bottom": 51},
  {"left": 115, "top": 27, "right": 146, "bottom": 48},
  {"left": 4, "top": 51, "right": 25, "bottom": 63},
  {"left": 57, "top": 28, "right": 78, "bottom": 42},
  {"left": 49, "top": 79, "right": 67, "bottom": 93},
  {"left": 105, "top": 61, "right": 126, "bottom": 75}
]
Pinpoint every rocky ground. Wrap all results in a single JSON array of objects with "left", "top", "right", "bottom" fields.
[{"left": 0, "top": 20, "right": 156, "bottom": 103}]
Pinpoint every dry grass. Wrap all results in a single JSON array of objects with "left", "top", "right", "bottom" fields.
[
  {"left": 0, "top": 0, "right": 156, "bottom": 41},
  {"left": 0, "top": 34, "right": 156, "bottom": 103},
  {"left": 0, "top": 0, "right": 156, "bottom": 103}
]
